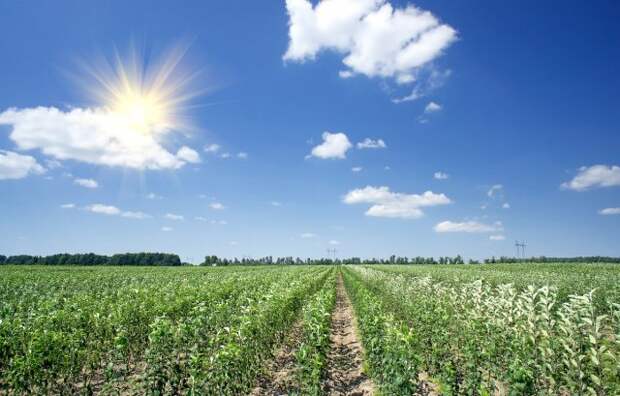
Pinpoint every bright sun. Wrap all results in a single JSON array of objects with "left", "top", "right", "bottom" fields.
[{"left": 82, "top": 43, "right": 198, "bottom": 136}]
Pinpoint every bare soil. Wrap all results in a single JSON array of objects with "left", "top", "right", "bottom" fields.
[
  {"left": 321, "top": 276, "right": 374, "bottom": 396},
  {"left": 250, "top": 319, "right": 304, "bottom": 395}
]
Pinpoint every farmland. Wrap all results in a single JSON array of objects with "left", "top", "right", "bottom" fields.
[{"left": 1, "top": 263, "right": 619, "bottom": 395}]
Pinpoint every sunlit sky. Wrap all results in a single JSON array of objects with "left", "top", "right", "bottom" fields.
[{"left": 1, "top": 1, "right": 619, "bottom": 262}]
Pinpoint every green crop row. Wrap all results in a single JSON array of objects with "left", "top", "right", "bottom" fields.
[
  {"left": 294, "top": 275, "right": 337, "bottom": 395},
  {"left": 0, "top": 266, "right": 332, "bottom": 395},
  {"left": 346, "top": 265, "right": 620, "bottom": 395}
]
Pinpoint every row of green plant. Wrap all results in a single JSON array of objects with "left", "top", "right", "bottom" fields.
[
  {"left": 347, "top": 266, "right": 620, "bottom": 395},
  {"left": 294, "top": 277, "right": 337, "bottom": 395},
  {"left": 0, "top": 265, "right": 331, "bottom": 394}
]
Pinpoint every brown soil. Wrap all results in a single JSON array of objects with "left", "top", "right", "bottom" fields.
[
  {"left": 321, "top": 276, "right": 374, "bottom": 396},
  {"left": 250, "top": 320, "right": 304, "bottom": 395}
]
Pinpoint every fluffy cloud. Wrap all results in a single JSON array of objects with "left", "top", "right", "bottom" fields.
[
  {"left": 599, "top": 207, "right": 620, "bottom": 215},
  {"left": 209, "top": 202, "right": 225, "bottom": 210},
  {"left": 309, "top": 132, "right": 352, "bottom": 159},
  {"left": 502, "top": 202, "right": 511, "bottom": 209},
  {"left": 434, "top": 171, "right": 449, "bottom": 180},
  {"left": 434, "top": 220, "right": 503, "bottom": 233},
  {"left": 0, "top": 107, "right": 199, "bottom": 170},
  {"left": 562, "top": 165, "right": 620, "bottom": 191},
  {"left": 74, "top": 178, "right": 98, "bottom": 189},
  {"left": 424, "top": 101, "right": 442, "bottom": 113},
  {"left": 357, "top": 138, "right": 386, "bottom": 149},
  {"left": 352, "top": 166, "right": 363, "bottom": 172},
  {"left": 343, "top": 185, "right": 451, "bottom": 219},
  {"left": 176, "top": 146, "right": 201, "bottom": 164},
  {"left": 489, "top": 235, "right": 506, "bottom": 241},
  {"left": 164, "top": 213, "right": 184, "bottom": 221},
  {"left": 0, "top": 150, "right": 45, "bottom": 180},
  {"left": 284, "top": 0, "right": 456, "bottom": 85}
]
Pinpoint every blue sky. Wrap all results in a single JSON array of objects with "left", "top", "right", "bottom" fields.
[{"left": 0, "top": 0, "right": 619, "bottom": 261}]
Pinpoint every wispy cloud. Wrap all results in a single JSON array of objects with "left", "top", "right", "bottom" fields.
[
  {"left": 434, "top": 220, "right": 503, "bottom": 233},
  {"left": 74, "top": 178, "right": 98, "bottom": 189}
]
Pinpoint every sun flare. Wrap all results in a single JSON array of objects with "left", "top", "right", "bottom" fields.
[{"left": 80, "top": 42, "right": 198, "bottom": 136}]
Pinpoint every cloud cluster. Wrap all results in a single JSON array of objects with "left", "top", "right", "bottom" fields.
[
  {"left": 0, "top": 107, "right": 200, "bottom": 170},
  {"left": 434, "top": 220, "right": 503, "bottom": 233},
  {"left": 562, "top": 165, "right": 620, "bottom": 191},
  {"left": 0, "top": 150, "right": 45, "bottom": 180},
  {"left": 343, "top": 185, "right": 451, "bottom": 219},
  {"left": 284, "top": 0, "right": 456, "bottom": 85},
  {"left": 309, "top": 132, "right": 352, "bottom": 159},
  {"left": 65, "top": 203, "right": 150, "bottom": 219}
]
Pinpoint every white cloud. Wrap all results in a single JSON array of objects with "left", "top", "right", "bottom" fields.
[
  {"left": 86, "top": 204, "right": 121, "bottom": 216},
  {"left": 489, "top": 235, "right": 506, "bottom": 241},
  {"left": 146, "top": 193, "right": 162, "bottom": 200},
  {"left": 176, "top": 146, "right": 201, "bottom": 164},
  {"left": 220, "top": 152, "right": 231, "bottom": 159},
  {"left": 301, "top": 232, "right": 317, "bottom": 238},
  {"left": 599, "top": 207, "right": 620, "bottom": 215},
  {"left": 352, "top": 166, "right": 363, "bottom": 172},
  {"left": 209, "top": 202, "right": 225, "bottom": 210},
  {"left": 424, "top": 101, "right": 442, "bottom": 113},
  {"left": 74, "top": 178, "right": 98, "bottom": 189},
  {"left": 487, "top": 184, "right": 503, "bottom": 198},
  {"left": 204, "top": 144, "right": 221, "bottom": 153},
  {"left": 0, "top": 150, "right": 45, "bottom": 180},
  {"left": 83, "top": 204, "right": 150, "bottom": 219},
  {"left": 328, "top": 240, "right": 341, "bottom": 245},
  {"left": 164, "top": 213, "right": 184, "bottom": 221},
  {"left": 434, "top": 220, "right": 503, "bottom": 233},
  {"left": 562, "top": 165, "right": 620, "bottom": 191},
  {"left": 121, "top": 211, "right": 151, "bottom": 219},
  {"left": 161, "top": 226, "right": 173, "bottom": 232},
  {"left": 284, "top": 0, "right": 456, "bottom": 86},
  {"left": 60, "top": 203, "right": 75, "bottom": 209},
  {"left": 357, "top": 138, "right": 386, "bottom": 149},
  {"left": 309, "top": 132, "right": 352, "bottom": 159},
  {"left": 502, "top": 202, "right": 511, "bottom": 209},
  {"left": 0, "top": 107, "right": 199, "bottom": 170},
  {"left": 237, "top": 152, "right": 248, "bottom": 159},
  {"left": 343, "top": 185, "right": 451, "bottom": 219},
  {"left": 434, "top": 171, "right": 448, "bottom": 180}
]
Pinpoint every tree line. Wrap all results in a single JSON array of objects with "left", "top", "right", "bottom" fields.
[
  {"left": 201, "top": 255, "right": 620, "bottom": 266},
  {"left": 0, "top": 253, "right": 182, "bottom": 266},
  {"left": 1, "top": 253, "right": 618, "bottom": 267}
]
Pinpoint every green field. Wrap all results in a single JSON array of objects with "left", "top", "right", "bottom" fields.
[{"left": 1, "top": 264, "right": 619, "bottom": 395}]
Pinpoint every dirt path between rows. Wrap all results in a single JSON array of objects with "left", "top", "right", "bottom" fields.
[
  {"left": 250, "top": 320, "right": 304, "bottom": 395},
  {"left": 321, "top": 275, "right": 374, "bottom": 396}
]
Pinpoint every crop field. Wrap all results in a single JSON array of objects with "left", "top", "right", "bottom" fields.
[{"left": 1, "top": 264, "right": 619, "bottom": 395}]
